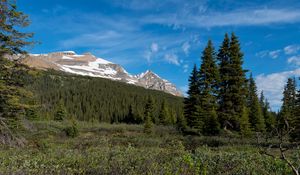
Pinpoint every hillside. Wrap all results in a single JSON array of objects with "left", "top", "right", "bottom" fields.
[{"left": 26, "top": 69, "right": 184, "bottom": 124}]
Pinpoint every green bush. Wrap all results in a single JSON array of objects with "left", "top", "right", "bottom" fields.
[{"left": 63, "top": 120, "right": 79, "bottom": 138}]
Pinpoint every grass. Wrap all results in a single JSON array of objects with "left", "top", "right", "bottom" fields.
[{"left": 0, "top": 120, "right": 296, "bottom": 174}]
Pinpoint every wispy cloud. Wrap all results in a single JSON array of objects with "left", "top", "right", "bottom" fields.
[
  {"left": 143, "top": 8, "right": 300, "bottom": 28},
  {"left": 256, "top": 68, "right": 300, "bottom": 110},
  {"left": 182, "top": 42, "right": 191, "bottom": 56},
  {"left": 269, "top": 50, "right": 281, "bottom": 59},
  {"left": 183, "top": 64, "right": 189, "bottom": 73},
  {"left": 164, "top": 53, "right": 180, "bottom": 65},
  {"left": 144, "top": 42, "right": 160, "bottom": 62},
  {"left": 256, "top": 49, "right": 281, "bottom": 59},
  {"left": 284, "top": 44, "right": 300, "bottom": 55},
  {"left": 287, "top": 55, "right": 300, "bottom": 66}
]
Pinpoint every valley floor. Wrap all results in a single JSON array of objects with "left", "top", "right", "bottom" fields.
[{"left": 0, "top": 121, "right": 296, "bottom": 174}]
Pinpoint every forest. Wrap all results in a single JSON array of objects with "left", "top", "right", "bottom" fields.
[{"left": 0, "top": 0, "right": 300, "bottom": 174}]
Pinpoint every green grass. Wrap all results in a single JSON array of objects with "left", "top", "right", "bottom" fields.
[{"left": 0, "top": 120, "right": 296, "bottom": 174}]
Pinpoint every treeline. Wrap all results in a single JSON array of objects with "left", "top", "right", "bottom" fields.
[
  {"left": 184, "top": 33, "right": 276, "bottom": 136},
  {"left": 27, "top": 70, "right": 184, "bottom": 125}
]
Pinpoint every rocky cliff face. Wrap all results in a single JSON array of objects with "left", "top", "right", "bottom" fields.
[{"left": 20, "top": 51, "right": 183, "bottom": 96}]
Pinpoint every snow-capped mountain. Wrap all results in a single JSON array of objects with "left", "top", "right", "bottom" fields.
[{"left": 20, "top": 51, "right": 183, "bottom": 96}]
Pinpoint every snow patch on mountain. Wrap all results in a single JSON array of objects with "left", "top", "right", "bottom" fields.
[{"left": 21, "top": 51, "right": 183, "bottom": 96}]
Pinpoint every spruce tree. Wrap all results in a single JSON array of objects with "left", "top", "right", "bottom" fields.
[
  {"left": 184, "top": 64, "right": 202, "bottom": 129},
  {"left": 0, "top": 0, "right": 34, "bottom": 56},
  {"left": 54, "top": 101, "right": 67, "bottom": 121},
  {"left": 280, "top": 78, "right": 297, "bottom": 129},
  {"left": 198, "top": 40, "right": 220, "bottom": 134},
  {"left": 218, "top": 33, "right": 248, "bottom": 130},
  {"left": 240, "top": 106, "right": 251, "bottom": 137},
  {"left": 227, "top": 33, "right": 248, "bottom": 130},
  {"left": 291, "top": 82, "right": 300, "bottom": 141},
  {"left": 123, "top": 105, "right": 135, "bottom": 124},
  {"left": 217, "top": 33, "right": 233, "bottom": 129},
  {"left": 158, "top": 100, "right": 171, "bottom": 125},
  {"left": 0, "top": 0, "right": 34, "bottom": 145},
  {"left": 144, "top": 96, "right": 155, "bottom": 123},
  {"left": 260, "top": 92, "right": 275, "bottom": 132},
  {"left": 176, "top": 112, "right": 187, "bottom": 132},
  {"left": 203, "top": 108, "right": 220, "bottom": 135},
  {"left": 248, "top": 74, "right": 265, "bottom": 132},
  {"left": 144, "top": 115, "right": 153, "bottom": 134}
]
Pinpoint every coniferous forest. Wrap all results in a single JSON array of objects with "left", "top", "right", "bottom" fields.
[{"left": 1, "top": 0, "right": 300, "bottom": 174}]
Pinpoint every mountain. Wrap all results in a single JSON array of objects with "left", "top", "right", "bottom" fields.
[{"left": 20, "top": 51, "right": 183, "bottom": 96}]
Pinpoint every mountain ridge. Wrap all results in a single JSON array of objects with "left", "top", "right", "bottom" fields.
[{"left": 19, "top": 51, "right": 183, "bottom": 96}]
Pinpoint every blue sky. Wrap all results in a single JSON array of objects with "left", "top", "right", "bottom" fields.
[{"left": 18, "top": 0, "right": 300, "bottom": 110}]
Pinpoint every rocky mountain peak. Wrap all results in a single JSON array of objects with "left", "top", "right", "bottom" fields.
[{"left": 20, "top": 51, "right": 183, "bottom": 97}]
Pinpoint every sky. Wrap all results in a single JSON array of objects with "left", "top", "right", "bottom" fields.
[{"left": 18, "top": 0, "right": 300, "bottom": 111}]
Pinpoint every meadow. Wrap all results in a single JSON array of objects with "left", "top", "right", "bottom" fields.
[{"left": 0, "top": 120, "right": 296, "bottom": 175}]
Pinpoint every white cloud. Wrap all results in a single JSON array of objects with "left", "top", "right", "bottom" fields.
[
  {"left": 183, "top": 64, "right": 189, "bottom": 73},
  {"left": 144, "top": 8, "right": 300, "bottom": 28},
  {"left": 269, "top": 50, "right": 281, "bottom": 59},
  {"left": 284, "top": 45, "right": 300, "bottom": 55},
  {"left": 164, "top": 53, "right": 180, "bottom": 65},
  {"left": 144, "top": 51, "right": 152, "bottom": 63},
  {"left": 182, "top": 42, "right": 191, "bottom": 55},
  {"left": 256, "top": 49, "right": 281, "bottom": 59},
  {"left": 151, "top": 43, "right": 159, "bottom": 53},
  {"left": 256, "top": 50, "right": 269, "bottom": 58},
  {"left": 144, "top": 42, "right": 160, "bottom": 63},
  {"left": 255, "top": 68, "right": 300, "bottom": 111},
  {"left": 287, "top": 55, "right": 300, "bottom": 66}
]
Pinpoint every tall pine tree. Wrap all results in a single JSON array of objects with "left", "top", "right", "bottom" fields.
[
  {"left": 291, "top": 79, "right": 300, "bottom": 141},
  {"left": 184, "top": 64, "right": 202, "bottom": 129},
  {"left": 217, "top": 33, "right": 248, "bottom": 130},
  {"left": 227, "top": 33, "right": 248, "bottom": 130},
  {"left": 158, "top": 100, "right": 171, "bottom": 125},
  {"left": 0, "top": 0, "right": 34, "bottom": 56},
  {"left": 248, "top": 74, "right": 265, "bottom": 132},
  {"left": 198, "top": 40, "right": 220, "bottom": 135},
  {"left": 259, "top": 91, "right": 275, "bottom": 132},
  {"left": 217, "top": 33, "right": 233, "bottom": 129},
  {"left": 280, "top": 78, "right": 297, "bottom": 129}
]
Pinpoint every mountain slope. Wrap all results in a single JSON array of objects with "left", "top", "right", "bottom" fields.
[{"left": 20, "top": 51, "right": 182, "bottom": 96}]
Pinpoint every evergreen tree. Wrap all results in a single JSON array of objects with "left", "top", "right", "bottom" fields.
[
  {"left": 184, "top": 64, "right": 202, "bottom": 129},
  {"left": 54, "top": 101, "right": 67, "bottom": 121},
  {"left": 280, "top": 78, "right": 297, "bottom": 129},
  {"left": 158, "top": 100, "right": 171, "bottom": 125},
  {"left": 240, "top": 106, "right": 251, "bottom": 137},
  {"left": 203, "top": 108, "right": 220, "bottom": 135},
  {"left": 0, "top": 0, "right": 34, "bottom": 56},
  {"left": 259, "top": 91, "right": 265, "bottom": 110},
  {"left": 260, "top": 92, "right": 275, "bottom": 132},
  {"left": 198, "top": 40, "right": 220, "bottom": 134},
  {"left": 176, "top": 112, "right": 187, "bottom": 132},
  {"left": 144, "top": 96, "right": 155, "bottom": 123},
  {"left": 291, "top": 82, "right": 300, "bottom": 141},
  {"left": 217, "top": 33, "right": 233, "bottom": 129},
  {"left": 218, "top": 33, "right": 247, "bottom": 130},
  {"left": 144, "top": 115, "right": 153, "bottom": 134},
  {"left": 248, "top": 74, "right": 265, "bottom": 132},
  {"left": 123, "top": 105, "right": 135, "bottom": 124},
  {"left": 227, "top": 33, "right": 248, "bottom": 130},
  {"left": 0, "top": 0, "right": 34, "bottom": 145}
]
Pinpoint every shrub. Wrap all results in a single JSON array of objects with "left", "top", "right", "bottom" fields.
[{"left": 64, "top": 120, "right": 79, "bottom": 138}]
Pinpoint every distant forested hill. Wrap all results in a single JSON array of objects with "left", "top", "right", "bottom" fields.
[{"left": 26, "top": 70, "right": 184, "bottom": 124}]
